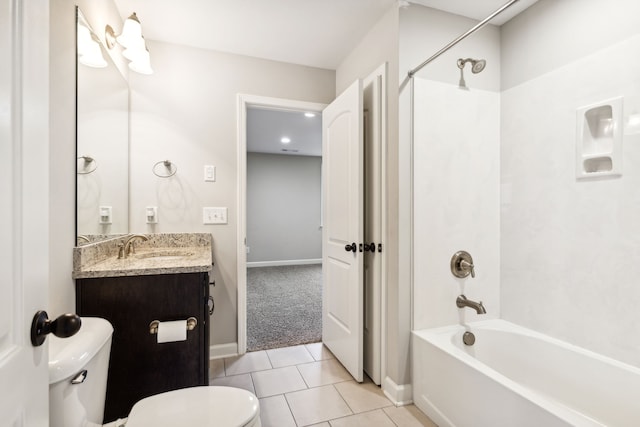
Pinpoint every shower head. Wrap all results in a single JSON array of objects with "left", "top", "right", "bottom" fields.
[
  {"left": 471, "top": 59, "right": 486, "bottom": 74},
  {"left": 457, "top": 58, "right": 487, "bottom": 73},
  {"left": 457, "top": 58, "right": 486, "bottom": 90}
]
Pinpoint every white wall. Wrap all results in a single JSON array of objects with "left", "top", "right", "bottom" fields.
[
  {"left": 501, "top": 0, "right": 640, "bottom": 367},
  {"left": 399, "top": 6, "right": 500, "bottom": 92},
  {"left": 128, "top": 41, "right": 335, "bottom": 345},
  {"left": 246, "top": 153, "right": 322, "bottom": 264},
  {"left": 501, "top": 0, "right": 640, "bottom": 90},
  {"left": 401, "top": 5, "right": 501, "bottom": 329}
]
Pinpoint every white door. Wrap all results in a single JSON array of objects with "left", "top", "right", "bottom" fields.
[
  {"left": 0, "top": 0, "right": 51, "bottom": 423},
  {"left": 322, "top": 79, "right": 364, "bottom": 382}
]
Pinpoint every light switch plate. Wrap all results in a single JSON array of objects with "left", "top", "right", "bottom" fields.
[{"left": 203, "top": 207, "right": 227, "bottom": 224}]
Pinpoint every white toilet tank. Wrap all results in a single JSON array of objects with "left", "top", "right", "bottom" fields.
[{"left": 49, "top": 317, "right": 113, "bottom": 427}]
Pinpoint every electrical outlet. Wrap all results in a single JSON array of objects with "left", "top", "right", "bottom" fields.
[
  {"left": 203, "top": 207, "right": 227, "bottom": 224},
  {"left": 204, "top": 165, "right": 216, "bottom": 182}
]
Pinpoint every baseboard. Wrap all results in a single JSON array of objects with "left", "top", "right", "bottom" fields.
[
  {"left": 210, "top": 342, "right": 238, "bottom": 359},
  {"left": 382, "top": 376, "right": 413, "bottom": 406},
  {"left": 247, "top": 259, "right": 322, "bottom": 268}
]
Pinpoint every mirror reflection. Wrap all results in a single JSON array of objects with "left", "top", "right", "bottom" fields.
[{"left": 76, "top": 8, "right": 129, "bottom": 243}]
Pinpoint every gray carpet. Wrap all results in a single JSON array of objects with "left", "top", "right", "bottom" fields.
[{"left": 247, "top": 264, "right": 322, "bottom": 352}]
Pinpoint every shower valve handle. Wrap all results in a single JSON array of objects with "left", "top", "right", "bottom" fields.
[{"left": 460, "top": 259, "right": 475, "bottom": 278}]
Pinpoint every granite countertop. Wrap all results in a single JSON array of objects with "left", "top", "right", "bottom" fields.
[{"left": 72, "top": 233, "right": 213, "bottom": 279}]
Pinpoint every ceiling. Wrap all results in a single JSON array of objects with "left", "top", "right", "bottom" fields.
[
  {"left": 112, "top": 0, "right": 396, "bottom": 70},
  {"left": 247, "top": 107, "right": 322, "bottom": 157},
  {"left": 112, "top": 0, "right": 538, "bottom": 156}
]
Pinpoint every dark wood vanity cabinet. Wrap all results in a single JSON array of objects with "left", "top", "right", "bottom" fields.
[{"left": 76, "top": 272, "right": 210, "bottom": 423}]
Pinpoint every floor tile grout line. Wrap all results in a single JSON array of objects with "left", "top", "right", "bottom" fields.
[
  {"left": 295, "top": 362, "right": 312, "bottom": 389},
  {"left": 281, "top": 392, "right": 301, "bottom": 427},
  {"left": 331, "top": 382, "right": 358, "bottom": 417}
]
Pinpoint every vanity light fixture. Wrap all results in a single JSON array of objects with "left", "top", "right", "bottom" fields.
[
  {"left": 105, "top": 12, "right": 153, "bottom": 75},
  {"left": 280, "top": 137, "right": 291, "bottom": 144},
  {"left": 304, "top": 112, "right": 316, "bottom": 118},
  {"left": 77, "top": 20, "right": 107, "bottom": 68}
]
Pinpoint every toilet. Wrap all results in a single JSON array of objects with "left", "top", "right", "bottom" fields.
[{"left": 48, "top": 317, "right": 261, "bottom": 427}]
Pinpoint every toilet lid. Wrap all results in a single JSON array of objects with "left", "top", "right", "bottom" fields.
[{"left": 126, "top": 386, "right": 260, "bottom": 427}]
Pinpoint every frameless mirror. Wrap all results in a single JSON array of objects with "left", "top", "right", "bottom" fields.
[{"left": 76, "top": 7, "right": 129, "bottom": 244}]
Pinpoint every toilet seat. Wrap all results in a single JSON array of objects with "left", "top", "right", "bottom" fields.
[{"left": 125, "top": 386, "right": 261, "bottom": 427}]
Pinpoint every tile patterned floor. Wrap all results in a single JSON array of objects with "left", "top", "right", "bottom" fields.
[{"left": 209, "top": 343, "right": 438, "bottom": 427}]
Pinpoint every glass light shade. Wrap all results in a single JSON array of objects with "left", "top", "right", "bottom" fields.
[
  {"left": 122, "top": 36, "right": 147, "bottom": 61},
  {"left": 116, "top": 13, "right": 142, "bottom": 48},
  {"left": 79, "top": 39, "right": 107, "bottom": 68},
  {"left": 77, "top": 24, "right": 93, "bottom": 56},
  {"left": 128, "top": 49, "right": 153, "bottom": 75}
]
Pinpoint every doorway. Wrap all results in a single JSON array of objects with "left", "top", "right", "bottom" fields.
[
  {"left": 237, "top": 95, "right": 327, "bottom": 356},
  {"left": 245, "top": 105, "right": 324, "bottom": 351}
]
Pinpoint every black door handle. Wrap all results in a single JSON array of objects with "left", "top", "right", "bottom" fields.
[
  {"left": 364, "top": 243, "right": 376, "bottom": 252},
  {"left": 31, "top": 311, "right": 82, "bottom": 347},
  {"left": 344, "top": 242, "right": 357, "bottom": 252}
]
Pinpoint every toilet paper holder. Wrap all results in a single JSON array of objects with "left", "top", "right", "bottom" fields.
[{"left": 149, "top": 317, "right": 197, "bottom": 335}]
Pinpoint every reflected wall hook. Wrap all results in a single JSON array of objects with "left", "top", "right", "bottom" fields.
[
  {"left": 152, "top": 160, "right": 177, "bottom": 178},
  {"left": 77, "top": 156, "right": 97, "bottom": 174}
]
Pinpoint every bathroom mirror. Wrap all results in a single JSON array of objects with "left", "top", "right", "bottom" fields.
[{"left": 76, "top": 7, "right": 129, "bottom": 243}]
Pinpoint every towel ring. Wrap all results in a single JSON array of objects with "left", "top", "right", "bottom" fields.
[
  {"left": 152, "top": 160, "right": 177, "bottom": 178},
  {"left": 77, "top": 156, "right": 97, "bottom": 174}
]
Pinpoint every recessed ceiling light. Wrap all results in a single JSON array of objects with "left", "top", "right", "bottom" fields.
[
  {"left": 280, "top": 137, "right": 291, "bottom": 144},
  {"left": 304, "top": 112, "right": 316, "bottom": 118}
]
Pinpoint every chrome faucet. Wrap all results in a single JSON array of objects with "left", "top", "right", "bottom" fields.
[
  {"left": 119, "top": 234, "right": 149, "bottom": 259},
  {"left": 456, "top": 294, "right": 486, "bottom": 314}
]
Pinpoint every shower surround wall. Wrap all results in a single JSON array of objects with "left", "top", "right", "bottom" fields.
[
  {"left": 401, "top": 6, "right": 501, "bottom": 330},
  {"left": 407, "top": 0, "right": 640, "bottom": 369},
  {"left": 501, "top": 0, "right": 640, "bottom": 367}
]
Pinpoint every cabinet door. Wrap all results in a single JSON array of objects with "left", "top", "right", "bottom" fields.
[{"left": 77, "top": 272, "right": 209, "bottom": 423}]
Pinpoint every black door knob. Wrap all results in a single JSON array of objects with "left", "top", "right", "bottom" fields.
[
  {"left": 344, "top": 242, "right": 357, "bottom": 252},
  {"left": 31, "top": 311, "right": 82, "bottom": 347},
  {"left": 364, "top": 243, "right": 376, "bottom": 252}
]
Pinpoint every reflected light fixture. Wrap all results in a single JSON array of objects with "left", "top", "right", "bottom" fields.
[
  {"left": 105, "top": 12, "right": 153, "bottom": 75},
  {"left": 77, "top": 20, "right": 107, "bottom": 68},
  {"left": 280, "top": 137, "right": 291, "bottom": 144},
  {"left": 304, "top": 112, "right": 316, "bottom": 118}
]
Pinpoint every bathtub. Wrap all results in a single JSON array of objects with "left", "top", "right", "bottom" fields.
[{"left": 412, "top": 319, "right": 640, "bottom": 427}]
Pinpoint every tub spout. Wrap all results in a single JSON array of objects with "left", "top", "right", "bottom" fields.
[{"left": 456, "top": 294, "right": 486, "bottom": 314}]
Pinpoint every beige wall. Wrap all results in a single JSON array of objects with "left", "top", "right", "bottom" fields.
[
  {"left": 128, "top": 40, "right": 335, "bottom": 345},
  {"left": 336, "top": 5, "right": 407, "bottom": 390}
]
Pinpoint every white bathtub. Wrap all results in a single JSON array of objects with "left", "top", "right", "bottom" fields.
[{"left": 412, "top": 319, "right": 640, "bottom": 427}]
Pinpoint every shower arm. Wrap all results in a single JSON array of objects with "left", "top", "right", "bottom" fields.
[{"left": 407, "top": 0, "right": 521, "bottom": 78}]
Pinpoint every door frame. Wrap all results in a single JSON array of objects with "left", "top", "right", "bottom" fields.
[
  {"left": 236, "top": 94, "right": 327, "bottom": 354},
  {"left": 362, "top": 63, "right": 388, "bottom": 385}
]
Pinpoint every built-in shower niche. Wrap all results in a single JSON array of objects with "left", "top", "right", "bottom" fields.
[{"left": 576, "top": 97, "right": 623, "bottom": 179}]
